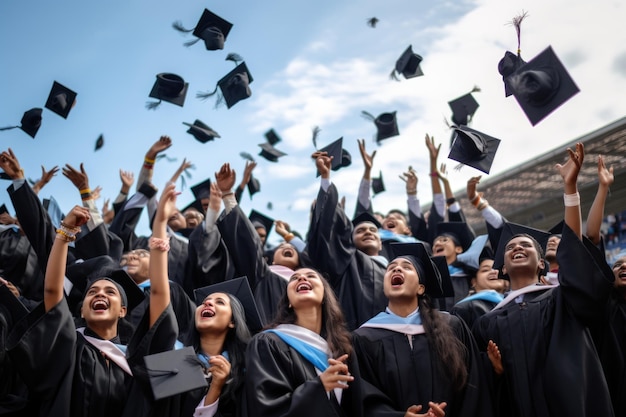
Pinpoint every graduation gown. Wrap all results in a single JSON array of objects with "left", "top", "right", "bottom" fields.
[
  {"left": 450, "top": 291, "right": 501, "bottom": 330},
  {"left": 217, "top": 205, "right": 287, "bottom": 324},
  {"left": 352, "top": 313, "right": 492, "bottom": 417},
  {"left": 306, "top": 184, "right": 388, "bottom": 331},
  {"left": 472, "top": 224, "right": 615, "bottom": 417},
  {"left": 6, "top": 298, "right": 177, "bottom": 417},
  {"left": 244, "top": 331, "right": 366, "bottom": 417}
]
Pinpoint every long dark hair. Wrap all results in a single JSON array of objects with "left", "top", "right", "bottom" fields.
[
  {"left": 269, "top": 269, "right": 352, "bottom": 357},
  {"left": 190, "top": 293, "right": 252, "bottom": 401},
  {"left": 418, "top": 294, "right": 468, "bottom": 391}
]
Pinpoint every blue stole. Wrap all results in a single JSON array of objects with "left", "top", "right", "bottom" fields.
[
  {"left": 360, "top": 309, "right": 425, "bottom": 335},
  {"left": 448, "top": 264, "right": 465, "bottom": 276},
  {"left": 265, "top": 329, "right": 329, "bottom": 372},
  {"left": 455, "top": 289, "right": 504, "bottom": 305},
  {"left": 197, "top": 350, "right": 230, "bottom": 369}
]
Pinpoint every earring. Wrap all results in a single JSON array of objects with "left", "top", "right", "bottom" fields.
[{"left": 288, "top": 303, "right": 292, "bottom": 309}]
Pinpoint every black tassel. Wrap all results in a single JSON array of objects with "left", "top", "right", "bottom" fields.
[
  {"left": 196, "top": 86, "right": 219, "bottom": 100},
  {"left": 179, "top": 176, "right": 186, "bottom": 191},
  {"left": 172, "top": 21, "right": 194, "bottom": 33},
  {"left": 226, "top": 53, "right": 244, "bottom": 64},
  {"left": 312, "top": 126, "right": 321, "bottom": 149},
  {"left": 145, "top": 100, "right": 161, "bottom": 110},
  {"left": 471, "top": 85, "right": 481, "bottom": 93},
  {"left": 389, "top": 69, "right": 400, "bottom": 81},
  {"left": 0, "top": 125, "right": 19, "bottom": 131},
  {"left": 361, "top": 111, "right": 375, "bottom": 122},
  {"left": 183, "top": 38, "right": 201, "bottom": 47}
]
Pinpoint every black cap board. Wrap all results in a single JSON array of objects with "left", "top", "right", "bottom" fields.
[
  {"left": 0, "top": 108, "right": 43, "bottom": 139},
  {"left": 361, "top": 111, "right": 399, "bottom": 143},
  {"left": 435, "top": 222, "right": 475, "bottom": 252},
  {"left": 492, "top": 221, "right": 551, "bottom": 273},
  {"left": 372, "top": 171, "right": 385, "bottom": 195},
  {"left": 190, "top": 178, "right": 211, "bottom": 200},
  {"left": 193, "top": 276, "right": 264, "bottom": 332},
  {"left": 144, "top": 346, "right": 208, "bottom": 400},
  {"left": 258, "top": 142, "right": 287, "bottom": 162},
  {"left": 247, "top": 175, "right": 260, "bottom": 197},
  {"left": 45, "top": 81, "right": 77, "bottom": 119},
  {"left": 95, "top": 134, "right": 104, "bottom": 151},
  {"left": 147, "top": 73, "right": 189, "bottom": 108},
  {"left": 264, "top": 129, "right": 282, "bottom": 145},
  {"left": 352, "top": 211, "right": 382, "bottom": 229},
  {"left": 249, "top": 209, "right": 274, "bottom": 238},
  {"left": 318, "top": 137, "right": 351, "bottom": 173},
  {"left": 191, "top": 9, "right": 233, "bottom": 51},
  {"left": 508, "top": 46, "right": 580, "bottom": 126},
  {"left": 447, "top": 125, "right": 501, "bottom": 174},
  {"left": 448, "top": 92, "right": 479, "bottom": 126},
  {"left": 393, "top": 45, "right": 424, "bottom": 79},
  {"left": 183, "top": 120, "right": 220, "bottom": 143},
  {"left": 216, "top": 62, "right": 253, "bottom": 109}
]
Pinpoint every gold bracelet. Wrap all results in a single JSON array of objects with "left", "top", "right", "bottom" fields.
[{"left": 56, "top": 228, "right": 77, "bottom": 242}]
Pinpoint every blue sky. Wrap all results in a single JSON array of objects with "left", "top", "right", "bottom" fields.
[{"left": 2, "top": 0, "right": 626, "bottom": 245}]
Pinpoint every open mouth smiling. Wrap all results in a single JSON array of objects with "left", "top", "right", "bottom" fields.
[
  {"left": 296, "top": 282, "right": 312, "bottom": 292},
  {"left": 91, "top": 299, "right": 109, "bottom": 311}
]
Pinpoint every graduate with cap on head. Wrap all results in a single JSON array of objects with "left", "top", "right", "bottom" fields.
[
  {"left": 352, "top": 241, "right": 493, "bottom": 417},
  {"left": 472, "top": 143, "right": 616, "bottom": 417},
  {"left": 306, "top": 148, "right": 389, "bottom": 331}
]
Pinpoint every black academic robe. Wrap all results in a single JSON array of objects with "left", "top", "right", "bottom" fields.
[
  {"left": 306, "top": 184, "right": 387, "bottom": 331},
  {"left": 245, "top": 331, "right": 366, "bottom": 417},
  {"left": 217, "top": 205, "right": 286, "bottom": 325},
  {"left": 352, "top": 314, "right": 493, "bottom": 417},
  {"left": 472, "top": 224, "right": 615, "bottom": 417},
  {"left": 450, "top": 297, "right": 498, "bottom": 331},
  {"left": 593, "top": 292, "right": 626, "bottom": 417},
  {"left": 0, "top": 228, "right": 41, "bottom": 301},
  {"left": 6, "top": 298, "right": 177, "bottom": 417}
]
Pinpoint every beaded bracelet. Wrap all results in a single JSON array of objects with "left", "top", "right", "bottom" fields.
[
  {"left": 149, "top": 236, "right": 171, "bottom": 252},
  {"left": 563, "top": 192, "right": 580, "bottom": 207},
  {"left": 60, "top": 221, "right": 81, "bottom": 234},
  {"left": 56, "top": 228, "right": 77, "bottom": 242}
]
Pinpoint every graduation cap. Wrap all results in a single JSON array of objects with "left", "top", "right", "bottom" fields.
[
  {"left": 182, "top": 199, "right": 205, "bottom": 217},
  {"left": 265, "top": 129, "right": 282, "bottom": 145},
  {"left": 456, "top": 234, "right": 492, "bottom": 271},
  {"left": 94, "top": 134, "right": 104, "bottom": 151},
  {"left": 388, "top": 242, "right": 450, "bottom": 298},
  {"left": 146, "top": 73, "right": 189, "bottom": 109},
  {"left": 508, "top": 46, "right": 580, "bottom": 126},
  {"left": 106, "top": 269, "right": 145, "bottom": 312},
  {"left": 0, "top": 283, "right": 30, "bottom": 323},
  {"left": 197, "top": 62, "right": 253, "bottom": 109},
  {"left": 183, "top": 120, "right": 221, "bottom": 143},
  {"left": 144, "top": 346, "right": 208, "bottom": 400},
  {"left": 190, "top": 178, "right": 211, "bottom": 201},
  {"left": 0, "top": 108, "right": 43, "bottom": 138},
  {"left": 173, "top": 8, "right": 233, "bottom": 51},
  {"left": 366, "top": 17, "right": 379, "bottom": 28},
  {"left": 391, "top": 45, "right": 423, "bottom": 80},
  {"left": 361, "top": 111, "right": 399, "bottom": 144},
  {"left": 352, "top": 211, "right": 382, "bottom": 229},
  {"left": 249, "top": 209, "right": 274, "bottom": 238},
  {"left": 435, "top": 222, "right": 475, "bottom": 252},
  {"left": 258, "top": 142, "right": 287, "bottom": 162},
  {"left": 316, "top": 137, "right": 351, "bottom": 176},
  {"left": 498, "top": 11, "right": 529, "bottom": 97},
  {"left": 193, "top": 276, "right": 264, "bottom": 332},
  {"left": 45, "top": 81, "right": 77, "bottom": 119},
  {"left": 448, "top": 88, "right": 480, "bottom": 126},
  {"left": 372, "top": 171, "right": 385, "bottom": 195},
  {"left": 548, "top": 220, "right": 564, "bottom": 236},
  {"left": 447, "top": 125, "right": 501, "bottom": 174},
  {"left": 492, "top": 221, "right": 551, "bottom": 273},
  {"left": 0, "top": 204, "right": 8, "bottom": 215},
  {"left": 247, "top": 175, "right": 260, "bottom": 197}
]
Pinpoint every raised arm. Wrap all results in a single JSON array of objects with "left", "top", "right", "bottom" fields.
[
  {"left": 585, "top": 155, "right": 614, "bottom": 245},
  {"left": 148, "top": 183, "right": 176, "bottom": 327},
  {"left": 44, "top": 206, "right": 90, "bottom": 312},
  {"left": 235, "top": 160, "right": 257, "bottom": 203},
  {"left": 137, "top": 135, "right": 172, "bottom": 190},
  {"left": 355, "top": 139, "right": 376, "bottom": 217},
  {"left": 168, "top": 158, "right": 193, "bottom": 186},
  {"left": 31, "top": 165, "right": 60, "bottom": 195},
  {"left": 425, "top": 134, "right": 442, "bottom": 196},
  {"left": 555, "top": 142, "right": 584, "bottom": 240}
]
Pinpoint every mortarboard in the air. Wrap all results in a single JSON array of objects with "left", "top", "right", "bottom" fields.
[
  {"left": 258, "top": 142, "right": 287, "bottom": 162},
  {"left": 352, "top": 211, "right": 382, "bottom": 229},
  {"left": 249, "top": 209, "right": 274, "bottom": 237},
  {"left": 448, "top": 88, "right": 480, "bottom": 126},
  {"left": 435, "top": 222, "right": 475, "bottom": 252},
  {"left": 0, "top": 204, "right": 8, "bottom": 215},
  {"left": 456, "top": 234, "right": 492, "bottom": 270},
  {"left": 193, "top": 276, "right": 264, "bottom": 332},
  {"left": 183, "top": 120, "right": 221, "bottom": 143},
  {"left": 190, "top": 178, "right": 211, "bottom": 200},
  {"left": 508, "top": 46, "right": 580, "bottom": 126},
  {"left": 144, "top": 346, "right": 208, "bottom": 400},
  {"left": 318, "top": 137, "right": 352, "bottom": 173},
  {"left": 498, "top": 12, "right": 529, "bottom": 97},
  {"left": 447, "top": 125, "right": 501, "bottom": 174},
  {"left": 392, "top": 45, "right": 424, "bottom": 80},
  {"left": 173, "top": 9, "right": 233, "bottom": 51},
  {"left": 492, "top": 221, "right": 551, "bottom": 273},
  {"left": 361, "top": 111, "right": 399, "bottom": 144},
  {"left": 388, "top": 242, "right": 451, "bottom": 298},
  {"left": 0, "top": 108, "right": 43, "bottom": 138},
  {"left": 45, "top": 81, "right": 77, "bottom": 119},
  {"left": 366, "top": 17, "right": 379, "bottom": 28},
  {"left": 265, "top": 129, "right": 282, "bottom": 145},
  {"left": 372, "top": 171, "right": 385, "bottom": 195},
  {"left": 146, "top": 73, "right": 189, "bottom": 109},
  {"left": 0, "top": 283, "right": 30, "bottom": 323},
  {"left": 198, "top": 62, "right": 253, "bottom": 109},
  {"left": 95, "top": 134, "right": 104, "bottom": 151},
  {"left": 247, "top": 175, "right": 260, "bottom": 197}
]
